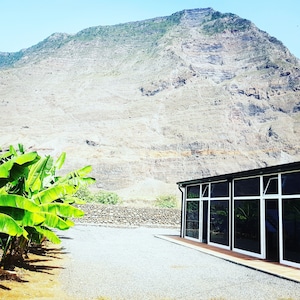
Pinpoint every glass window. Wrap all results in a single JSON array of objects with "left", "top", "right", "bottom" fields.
[
  {"left": 187, "top": 185, "right": 200, "bottom": 199},
  {"left": 202, "top": 184, "right": 209, "bottom": 197},
  {"left": 263, "top": 175, "right": 278, "bottom": 194},
  {"left": 265, "top": 199, "right": 279, "bottom": 261},
  {"left": 210, "top": 200, "right": 229, "bottom": 246},
  {"left": 185, "top": 201, "right": 199, "bottom": 239},
  {"left": 282, "top": 199, "right": 300, "bottom": 263},
  {"left": 282, "top": 172, "right": 300, "bottom": 195},
  {"left": 234, "top": 199, "right": 261, "bottom": 253},
  {"left": 211, "top": 182, "right": 229, "bottom": 198},
  {"left": 234, "top": 177, "right": 260, "bottom": 197}
]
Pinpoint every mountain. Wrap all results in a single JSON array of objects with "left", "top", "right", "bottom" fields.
[{"left": 0, "top": 8, "right": 300, "bottom": 202}]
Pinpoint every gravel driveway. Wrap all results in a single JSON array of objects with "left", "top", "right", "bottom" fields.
[{"left": 59, "top": 225, "right": 300, "bottom": 300}]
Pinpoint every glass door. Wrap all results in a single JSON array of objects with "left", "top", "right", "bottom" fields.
[
  {"left": 185, "top": 201, "right": 199, "bottom": 239},
  {"left": 265, "top": 199, "right": 279, "bottom": 261},
  {"left": 202, "top": 200, "right": 208, "bottom": 243}
]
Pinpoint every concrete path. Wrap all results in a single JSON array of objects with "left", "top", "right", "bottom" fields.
[{"left": 59, "top": 225, "right": 300, "bottom": 300}]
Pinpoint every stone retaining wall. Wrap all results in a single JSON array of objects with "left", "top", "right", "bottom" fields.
[{"left": 76, "top": 204, "right": 181, "bottom": 228}]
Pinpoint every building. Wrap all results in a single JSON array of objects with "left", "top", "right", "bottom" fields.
[{"left": 177, "top": 162, "right": 300, "bottom": 269}]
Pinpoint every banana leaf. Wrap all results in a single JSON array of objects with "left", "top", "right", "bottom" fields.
[
  {"left": 54, "top": 152, "right": 66, "bottom": 170},
  {"left": 66, "top": 176, "right": 96, "bottom": 187},
  {"left": 0, "top": 160, "right": 13, "bottom": 178},
  {"left": 26, "top": 155, "right": 53, "bottom": 192},
  {"left": 0, "top": 213, "right": 27, "bottom": 237},
  {"left": 32, "top": 226, "right": 61, "bottom": 244},
  {"left": 0, "top": 194, "right": 40, "bottom": 212},
  {"left": 0, "top": 207, "right": 45, "bottom": 226},
  {"left": 63, "top": 196, "right": 86, "bottom": 205},
  {"left": 40, "top": 203, "right": 84, "bottom": 218},
  {"left": 14, "top": 152, "right": 39, "bottom": 166},
  {"left": 39, "top": 212, "right": 73, "bottom": 230},
  {"left": 33, "top": 185, "right": 77, "bottom": 204},
  {"left": 18, "top": 211, "right": 45, "bottom": 227},
  {"left": 0, "top": 150, "right": 13, "bottom": 162},
  {"left": 57, "top": 165, "right": 94, "bottom": 185},
  {"left": 0, "top": 152, "right": 39, "bottom": 189}
]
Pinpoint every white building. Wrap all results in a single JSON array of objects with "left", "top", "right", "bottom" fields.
[{"left": 177, "top": 162, "right": 300, "bottom": 269}]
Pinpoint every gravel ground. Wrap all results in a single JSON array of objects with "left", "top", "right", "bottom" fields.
[{"left": 59, "top": 225, "right": 300, "bottom": 300}]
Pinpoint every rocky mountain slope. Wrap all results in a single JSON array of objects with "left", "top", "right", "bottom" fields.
[{"left": 0, "top": 8, "right": 300, "bottom": 201}]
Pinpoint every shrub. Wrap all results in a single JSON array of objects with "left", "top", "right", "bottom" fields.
[
  {"left": 154, "top": 194, "right": 178, "bottom": 208},
  {"left": 74, "top": 186, "right": 121, "bottom": 205},
  {"left": 74, "top": 185, "right": 94, "bottom": 202},
  {"left": 93, "top": 190, "right": 121, "bottom": 205}
]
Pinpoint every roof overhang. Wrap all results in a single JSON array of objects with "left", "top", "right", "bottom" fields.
[{"left": 176, "top": 161, "right": 300, "bottom": 187}]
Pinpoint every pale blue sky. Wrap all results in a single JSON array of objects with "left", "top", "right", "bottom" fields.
[{"left": 1, "top": 0, "right": 299, "bottom": 58}]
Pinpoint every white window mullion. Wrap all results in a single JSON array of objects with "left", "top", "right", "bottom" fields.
[
  {"left": 278, "top": 173, "right": 283, "bottom": 264},
  {"left": 260, "top": 176, "right": 266, "bottom": 259}
]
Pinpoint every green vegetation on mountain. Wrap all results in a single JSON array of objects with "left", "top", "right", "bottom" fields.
[{"left": 202, "top": 12, "right": 252, "bottom": 34}]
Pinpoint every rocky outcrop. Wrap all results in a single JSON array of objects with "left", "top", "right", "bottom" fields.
[{"left": 0, "top": 8, "right": 300, "bottom": 202}]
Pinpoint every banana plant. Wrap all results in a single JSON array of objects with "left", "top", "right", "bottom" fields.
[{"left": 0, "top": 144, "right": 95, "bottom": 268}]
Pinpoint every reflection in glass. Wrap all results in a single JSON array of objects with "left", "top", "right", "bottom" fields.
[
  {"left": 202, "top": 184, "right": 209, "bottom": 197},
  {"left": 263, "top": 176, "right": 278, "bottom": 194},
  {"left": 265, "top": 199, "right": 279, "bottom": 261},
  {"left": 211, "top": 182, "right": 229, "bottom": 198},
  {"left": 282, "top": 172, "right": 300, "bottom": 195},
  {"left": 187, "top": 185, "right": 200, "bottom": 199},
  {"left": 283, "top": 199, "right": 300, "bottom": 263},
  {"left": 210, "top": 200, "right": 229, "bottom": 246},
  {"left": 185, "top": 201, "right": 199, "bottom": 239},
  {"left": 234, "top": 177, "right": 260, "bottom": 196},
  {"left": 202, "top": 201, "right": 208, "bottom": 242},
  {"left": 234, "top": 200, "right": 260, "bottom": 253}
]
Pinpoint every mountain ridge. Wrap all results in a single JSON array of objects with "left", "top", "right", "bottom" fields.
[{"left": 0, "top": 8, "right": 299, "bottom": 201}]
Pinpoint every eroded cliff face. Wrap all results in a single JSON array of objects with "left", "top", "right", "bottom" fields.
[{"left": 0, "top": 8, "right": 300, "bottom": 201}]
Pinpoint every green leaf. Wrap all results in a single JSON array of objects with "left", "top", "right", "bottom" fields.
[
  {"left": 58, "top": 165, "right": 93, "bottom": 184},
  {"left": 26, "top": 156, "right": 52, "bottom": 192},
  {"left": 64, "top": 196, "right": 86, "bottom": 205},
  {"left": 0, "top": 160, "right": 13, "bottom": 178},
  {"left": 40, "top": 203, "right": 84, "bottom": 218},
  {"left": 33, "top": 185, "right": 76, "bottom": 204},
  {"left": 0, "top": 212, "right": 27, "bottom": 237},
  {"left": 18, "top": 143, "right": 25, "bottom": 154},
  {"left": 55, "top": 152, "right": 66, "bottom": 170},
  {"left": 40, "top": 212, "right": 72, "bottom": 230},
  {"left": 81, "top": 177, "right": 96, "bottom": 185},
  {"left": 76, "top": 165, "right": 93, "bottom": 177},
  {"left": 34, "top": 226, "right": 61, "bottom": 244},
  {"left": 9, "top": 145, "right": 17, "bottom": 156},
  {"left": 18, "top": 211, "right": 45, "bottom": 226},
  {"left": 14, "top": 152, "right": 39, "bottom": 166},
  {"left": 0, "top": 150, "right": 13, "bottom": 162},
  {"left": 65, "top": 219, "right": 75, "bottom": 227},
  {"left": 0, "top": 194, "right": 40, "bottom": 212},
  {"left": 0, "top": 152, "right": 39, "bottom": 186},
  {"left": 64, "top": 176, "right": 96, "bottom": 188},
  {"left": 0, "top": 207, "right": 45, "bottom": 226}
]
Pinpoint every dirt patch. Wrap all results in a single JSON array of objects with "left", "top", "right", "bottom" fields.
[{"left": 0, "top": 243, "right": 72, "bottom": 300}]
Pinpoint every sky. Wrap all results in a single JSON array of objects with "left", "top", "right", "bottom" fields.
[{"left": 1, "top": 0, "right": 299, "bottom": 58}]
